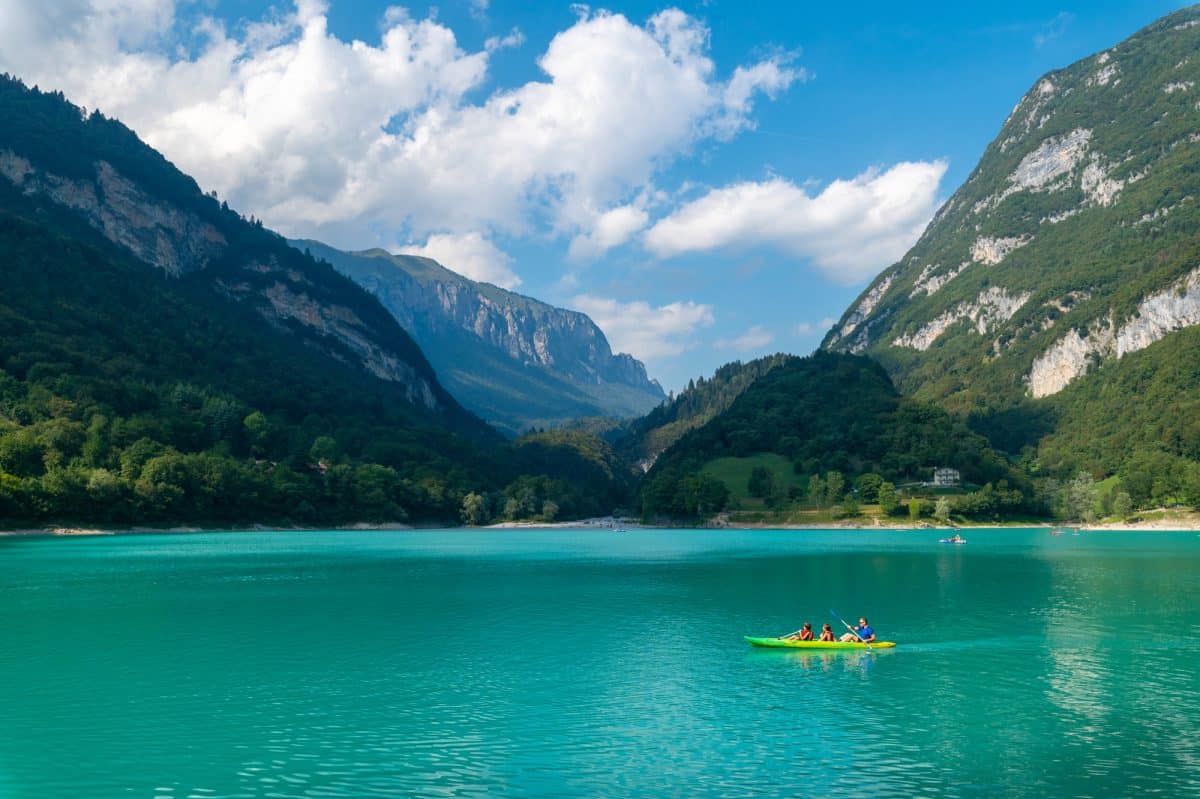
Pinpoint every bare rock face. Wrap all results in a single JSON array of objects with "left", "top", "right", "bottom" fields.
[
  {"left": 828, "top": 275, "right": 893, "bottom": 351},
  {"left": 0, "top": 150, "right": 226, "bottom": 275},
  {"left": 894, "top": 287, "right": 1031, "bottom": 351},
  {"left": 296, "top": 240, "right": 665, "bottom": 433},
  {"left": 0, "top": 149, "right": 446, "bottom": 415},
  {"left": 824, "top": 6, "right": 1200, "bottom": 414},
  {"left": 1029, "top": 268, "right": 1200, "bottom": 397},
  {"left": 971, "top": 236, "right": 1031, "bottom": 265}
]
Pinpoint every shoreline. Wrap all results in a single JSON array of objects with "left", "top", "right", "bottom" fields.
[{"left": 4, "top": 511, "right": 1200, "bottom": 537}]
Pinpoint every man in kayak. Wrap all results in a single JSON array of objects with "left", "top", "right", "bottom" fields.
[
  {"left": 840, "top": 617, "right": 876, "bottom": 643},
  {"left": 785, "top": 623, "right": 814, "bottom": 641},
  {"left": 818, "top": 623, "right": 836, "bottom": 642}
]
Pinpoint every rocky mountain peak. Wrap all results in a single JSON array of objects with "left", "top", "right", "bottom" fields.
[{"left": 824, "top": 5, "right": 1200, "bottom": 413}]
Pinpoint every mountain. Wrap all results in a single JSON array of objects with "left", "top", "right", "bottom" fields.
[
  {"left": 0, "top": 75, "right": 630, "bottom": 526},
  {"left": 613, "top": 354, "right": 792, "bottom": 472},
  {"left": 823, "top": 7, "right": 1200, "bottom": 491},
  {"left": 295, "top": 240, "right": 666, "bottom": 435},
  {"left": 640, "top": 353, "right": 1028, "bottom": 520},
  {"left": 0, "top": 75, "right": 483, "bottom": 434}
]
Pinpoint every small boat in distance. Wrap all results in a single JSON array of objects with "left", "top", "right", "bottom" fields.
[
  {"left": 939, "top": 533, "right": 967, "bottom": 544},
  {"left": 745, "top": 636, "right": 896, "bottom": 650}
]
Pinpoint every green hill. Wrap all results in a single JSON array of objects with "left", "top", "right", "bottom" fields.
[
  {"left": 640, "top": 353, "right": 1028, "bottom": 520},
  {"left": 823, "top": 6, "right": 1200, "bottom": 496},
  {"left": 614, "top": 354, "right": 792, "bottom": 471}
]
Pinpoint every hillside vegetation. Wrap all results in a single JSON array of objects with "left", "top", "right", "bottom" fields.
[
  {"left": 640, "top": 353, "right": 1030, "bottom": 521},
  {"left": 819, "top": 7, "right": 1200, "bottom": 514},
  {"left": 0, "top": 77, "right": 629, "bottom": 527},
  {"left": 614, "top": 354, "right": 791, "bottom": 470}
]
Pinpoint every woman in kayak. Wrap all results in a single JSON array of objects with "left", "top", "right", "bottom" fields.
[
  {"left": 840, "top": 617, "right": 876, "bottom": 643},
  {"left": 818, "top": 623, "right": 836, "bottom": 642},
  {"left": 785, "top": 623, "right": 814, "bottom": 641}
]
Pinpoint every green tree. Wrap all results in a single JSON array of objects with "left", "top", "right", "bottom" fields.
[
  {"left": 934, "top": 496, "right": 952, "bottom": 524},
  {"left": 1113, "top": 490, "right": 1133, "bottom": 519},
  {"left": 908, "top": 497, "right": 922, "bottom": 521},
  {"left": 878, "top": 482, "right": 899, "bottom": 515},
  {"left": 855, "top": 473, "right": 883, "bottom": 503},
  {"left": 808, "top": 474, "right": 825, "bottom": 509},
  {"left": 825, "top": 471, "right": 845, "bottom": 506},
  {"left": 460, "top": 491, "right": 488, "bottom": 525},
  {"left": 0, "top": 431, "right": 45, "bottom": 478},
  {"left": 1066, "top": 471, "right": 1098, "bottom": 523},
  {"left": 309, "top": 435, "right": 340, "bottom": 465},
  {"left": 747, "top": 465, "right": 774, "bottom": 499},
  {"left": 243, "top": 411, "right": 277, "bottom": 458}
]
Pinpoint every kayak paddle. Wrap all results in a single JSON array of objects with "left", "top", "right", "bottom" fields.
[{"left": 830, "top": 608, "right": 872, "bottom": 650}]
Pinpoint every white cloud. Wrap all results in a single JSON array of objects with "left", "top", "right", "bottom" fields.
[
  {"left": 570, "top": 294, "right": 714, "bottom": 361},
  {"left": 397, "top": 232, "right": 520, "bottom": 288},
  {"left": 794, "top": 317, "right": 836, "bottom": 336},
  {"left": 567, "top": 204, "right": 650, "bottom": 261},
  {"left": 643, "top": 161, "right": 948, "bottom": 284},
  {"left": 0, "top": 1, "right": 800, "bottom": 255},
  {"left": 714, "top": 324, "right": 774, "bottom": 352}
]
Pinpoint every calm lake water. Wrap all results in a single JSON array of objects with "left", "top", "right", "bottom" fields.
[{"left": 2, "top": 528, "right": 1199, "bottom": 797}]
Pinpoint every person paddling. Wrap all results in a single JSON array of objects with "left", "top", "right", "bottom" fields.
[
  {"left": 818, "top": 623, "right": 836, "bottom": 642},
  {"left": 839, "top": 617, "right": 876, "bottom": 643},
  {"left": 785, "top": 622, "right": 814, "bottom": 641}
]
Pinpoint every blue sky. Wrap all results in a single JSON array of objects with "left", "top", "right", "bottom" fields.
[{"left": 0, "top": 0, "right": 1190, "bottom": 390}]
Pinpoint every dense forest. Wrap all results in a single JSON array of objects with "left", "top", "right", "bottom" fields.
[
  {"left": 613, "top": 354, "right": 792, "bottom": 468},
  {"left": 0, "top": 204, "right": 634, "bottom": 526},
  {"left": 640, "top": 353, "right": 1033, "bottom": 521}
]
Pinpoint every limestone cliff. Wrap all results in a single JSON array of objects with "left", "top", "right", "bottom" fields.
[
  {"left": 0, "top": 76, "right": 475, "bottom": 429},
  {"left": 824, "top": 6, "right": 1200, "bottom": 416},
  {"left": 295, "top": 241, "right": 666, "bottom": 435}
]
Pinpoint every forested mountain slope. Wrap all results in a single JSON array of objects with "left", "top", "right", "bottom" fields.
[
  {"left": 823, "top": 6, "right": 1200, "bottom": 491},
  {"left": 641, "top": 353, "right": 1028, "bottom": 519},
  {"left": 614, "top": 354, "right": 791, "bottom": 471},
  {"left": 0, "top": 76, "right": 629, "bottom": 526}
]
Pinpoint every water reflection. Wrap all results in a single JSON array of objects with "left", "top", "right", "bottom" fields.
[{"left": 1, "top": 529, "right": 1199, "bottom": 797}]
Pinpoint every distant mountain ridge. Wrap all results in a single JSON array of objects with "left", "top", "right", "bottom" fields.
[
  {"left": 822, "top": 5, "right": 1200, "bottom": 484},
  {"left": 296, "top": 240, "right": 665, "bottom": 435}
]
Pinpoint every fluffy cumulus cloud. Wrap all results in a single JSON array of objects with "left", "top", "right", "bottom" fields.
[
  {"left": 570, "top": 295, "right": 714, "bottom": 361},
  {"left": 567, "top": 204, "right": 650, "bottom": 261},
  {"left": 714, "top": 324, "right": 774, "bottom": 352},
  {"left": 398, "top": 232, "right": 520, "bottom": 289},
  {"left": 0, "top": 0, "right": 801, "bottom": 284},
  {"left": 643, "top": 162, "right": 948, "bottom": 284}
]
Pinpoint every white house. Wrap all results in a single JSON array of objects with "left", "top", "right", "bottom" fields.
[{"left": 933, "top": 467, "right": 961, "bottom": 487}]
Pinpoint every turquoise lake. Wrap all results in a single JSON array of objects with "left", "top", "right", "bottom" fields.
[{"left": 1, "top": 528, "right": 1199, "bottom": 797}]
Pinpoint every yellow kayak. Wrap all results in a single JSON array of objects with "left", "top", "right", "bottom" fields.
[{"left": 744, "top": 636, "right": 896, "bottom": 649}]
